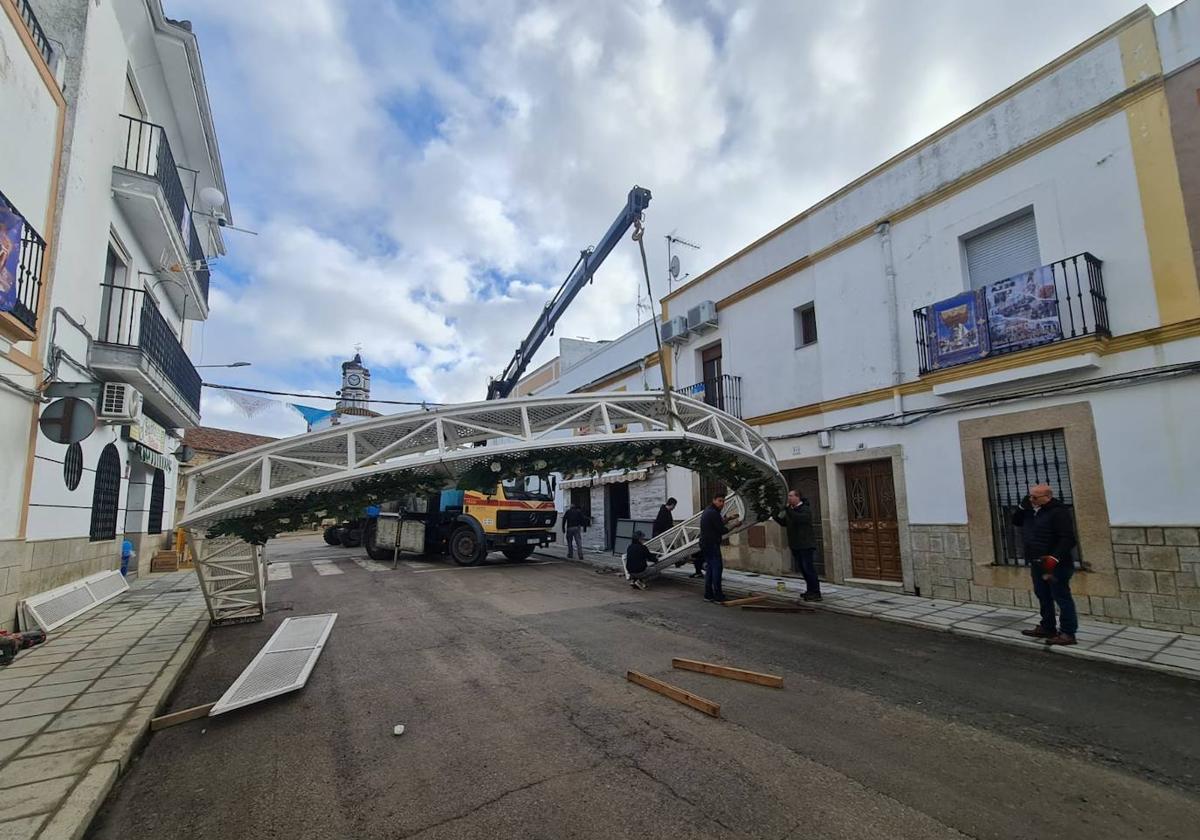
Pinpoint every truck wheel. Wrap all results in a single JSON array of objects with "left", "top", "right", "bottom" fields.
[
  {"left": 363, "top": 520, "right": 393, "bottom": 563},
  {"left": 323, "top": 526, "right": 342, "bottom": 546},
  {"left": 502, "top": 547, "right": 535, "bottom": 562},
  {"left": 340, "top": 526, "right": 362, "bottom": 548},
  {"left": 449, "top": 525, "right": 484, "bottom": 566}
]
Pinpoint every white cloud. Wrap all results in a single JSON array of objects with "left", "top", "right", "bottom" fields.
[{"left": 174, "top": 0, "right": 1145, "bottom": 439}]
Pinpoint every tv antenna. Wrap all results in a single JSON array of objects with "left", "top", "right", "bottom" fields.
[{"left": 666, "top": 232, "right": 700, "bottom": 294}]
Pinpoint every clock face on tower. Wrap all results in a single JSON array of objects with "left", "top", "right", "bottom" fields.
[{"left": 346, "top": 373, "right": 362, "bottom": 387}]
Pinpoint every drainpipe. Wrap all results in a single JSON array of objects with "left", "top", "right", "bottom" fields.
[{"left": 875, "top": 221, "right": 903, "bottom": 415}]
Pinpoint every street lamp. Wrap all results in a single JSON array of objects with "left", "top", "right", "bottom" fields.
[{"left": 196, "top": 361, "right": 252, "bottom": 368}]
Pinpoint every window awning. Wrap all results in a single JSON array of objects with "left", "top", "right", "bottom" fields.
[{"left": 560, "top": 467, "right": 650, "bottom": 489}]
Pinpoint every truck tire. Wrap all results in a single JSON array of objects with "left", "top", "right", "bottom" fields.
[
  {"left": 449, "top": 524, "right": 485, "bottom": 566},
  {"left": 502, "top": 546, "right": 535, "bottom": 562},
  {"left": 363, "top": 520, "right": 393, "bottom": 563},
  {"left": 340, "top": 525, "right": 362, "bottom": 548},
  {"left": 323, "top": 526, "right": 342, "bottom": 546}
]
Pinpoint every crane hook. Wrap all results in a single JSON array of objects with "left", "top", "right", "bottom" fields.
[{"left": 631, "top": 213, "right": 645, "bottom": 242}]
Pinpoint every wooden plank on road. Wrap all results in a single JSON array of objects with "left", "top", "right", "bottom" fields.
[
  {"left": 150, "top": 702, "right": 216, "bottom": 731},
  {"left": 720, "top": 595, "right": 768, "bottom": 607},
  {"left": 740, "top": 604, "right": 814, "bottom": 613},
  {"left": 672, "top": 658, "right": 784, "bottom": 688},
  {"left": 626, "top": 670, "right": 721, "bottom": 718}
]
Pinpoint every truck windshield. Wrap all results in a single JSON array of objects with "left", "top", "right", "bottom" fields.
[{"left": 501, "top": 477, "right": 553, "bottom": 501}]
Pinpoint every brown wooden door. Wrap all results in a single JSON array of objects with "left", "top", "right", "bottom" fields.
[{"left": 844, "top": 460, "right": 902, "bottom": 581}]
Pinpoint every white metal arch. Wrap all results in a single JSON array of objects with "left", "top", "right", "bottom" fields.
[{"left": 181, "top": 392, "right": 785, "bottom": 623}]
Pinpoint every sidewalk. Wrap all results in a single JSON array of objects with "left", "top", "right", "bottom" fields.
[
  {"left": 540, "top": 545, "right": 1200, "bottom": 682},
  {"left": 0, "top": 571, "right": 208, "bottom": 840}
]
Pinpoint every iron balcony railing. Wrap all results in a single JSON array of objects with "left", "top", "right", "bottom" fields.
[
  {"left": 914, "top": 252, "right": 1108, "bottom": 375},
  {"left": 676, "top": 373, "right": 742, "bottom": 419},
  {"left": 116, "top": 115, "right": 209, "bottom": 306},
  {"left": 97, "top": 283, "right": 202, "bottom": 413},
  {"left": 16, "top": 0, "right": 54, "bottom": 66},
  {"left": 0, "top": 189, "right": 46, "bottom": 333}
]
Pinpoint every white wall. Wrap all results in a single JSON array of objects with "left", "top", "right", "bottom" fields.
[
  {"left": 0, "top": 16, "right": 59, "bottom": 233},
  {"left": 1156, "top": 0, "right": 1200, "bottom": 74}
]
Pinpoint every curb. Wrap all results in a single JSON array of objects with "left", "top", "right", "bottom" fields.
[
  {"left": 549, "top": 552, "right": 1200, "bottom": 685},
  {"left": 39, "top": 616, "right": 211, "bottom": 840}
]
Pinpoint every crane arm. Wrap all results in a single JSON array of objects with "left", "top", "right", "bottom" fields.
[{"left": 487, "top": 186, "right": 652, "bottom": 400}]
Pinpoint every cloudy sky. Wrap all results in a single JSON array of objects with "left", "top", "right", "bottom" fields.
[{"left": 178, "top": 0, "right": 1157, "bottom": 438}]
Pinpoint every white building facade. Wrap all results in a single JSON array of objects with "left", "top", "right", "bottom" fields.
[
  {"left": 0, "top": 0, "right": 229, "bottom": 627},
  {"left": 662, "top": 4, "right": 1200, "bottom": 633}
]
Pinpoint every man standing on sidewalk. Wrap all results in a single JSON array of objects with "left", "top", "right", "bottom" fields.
[
  {"left": 562, "top": 503, "right": 590, "bottom": 560},
  {"left": 699, "top": 494, "right": 738, "bottom": 603},
  {"left": 773, "top": 490, "right": 821, "bottom": 601},
  {"left": 1013, "top": 484, "right": 1078, "bottom": 646}
]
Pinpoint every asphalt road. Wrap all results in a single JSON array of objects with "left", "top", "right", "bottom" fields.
[{"left": 87, "top": 534, "right": 1200, "bottom": 839}]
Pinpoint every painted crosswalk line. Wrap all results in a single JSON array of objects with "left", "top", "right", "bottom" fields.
[
  {"left": 312, "top": 560, "right": 344, "bottom": 576},
  {"left": 267, "top": 563, "right": 293, "bottom": 581},
  {"left": 352, "top": 557, "right": 391, "bottom": 572}
]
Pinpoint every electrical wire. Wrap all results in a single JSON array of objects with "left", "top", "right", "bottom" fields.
[
  {"left": 202, "top": 382, "right": 443, "bottom": 407},
  {"left": 765, "top": 360, "right": 1200, "bottom": 441}
]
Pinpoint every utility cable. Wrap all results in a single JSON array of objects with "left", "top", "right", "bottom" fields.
[{"left": 202, "top": 382, "right": 443, "bottom": 408}]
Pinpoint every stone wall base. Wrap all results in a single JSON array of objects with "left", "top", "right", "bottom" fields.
[
  {"left": 0, "top": 537, "right": 125, "bottom": 631},
  {"left": 911, "top": 523, "right": 1200, "bottom": 635}
]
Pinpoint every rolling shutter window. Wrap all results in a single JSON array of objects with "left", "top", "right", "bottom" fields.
[{"left": 964, "top": 211, "right": 1040, "bottom": 289}]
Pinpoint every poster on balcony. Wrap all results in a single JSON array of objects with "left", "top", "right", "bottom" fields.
[
  {"left": 0, "top": 197, "right": 24, "bottom": 315},
  {"left": 927, "top": 289, "right": 989, "bottom": 369},
  {"left": 985, "top": 266, "right": 1062, "bottom": 353}
]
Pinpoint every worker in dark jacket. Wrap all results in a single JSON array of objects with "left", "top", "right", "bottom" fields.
[
  {"left": 1012, "top": 484, "right": 1078, "bottom": 645},
  {"left": 773, "top": 490, "right": 821, "bottom": 601},
  {"left": 699, "top": 494, "right": 739, "bottom": 603},
  {"left": 561, "top": 504, "right": 590, "bottom": 561},
  {"left": 652, "top": 498, "right": 677, "bottom": 538},
  {"left": 624, "top": 531, "right": 655, "bottom": 591}
]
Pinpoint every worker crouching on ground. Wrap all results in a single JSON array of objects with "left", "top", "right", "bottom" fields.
[{"left": 624, "top": 531, "right": 655, "bottom": 591}]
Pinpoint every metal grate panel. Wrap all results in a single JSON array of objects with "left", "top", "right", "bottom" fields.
[
  {"left": 24, "top": 585, "right": 94, "bottom": 630},
  {"left": 210, "top": 613, "right": 337, "bottom": 716},
  {"left": 86, "top": 570, "right": 130, "bottom": 602}
]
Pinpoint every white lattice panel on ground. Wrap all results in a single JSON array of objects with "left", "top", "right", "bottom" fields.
[
  {"left": 190, "top": 535, "right": 265, "bottom": 626},
  {"left": 21, "top": 570, "right": 130, "bottom": 631},
  {"left": 210, "top": 614, "right": 338, "bottom": 716}
]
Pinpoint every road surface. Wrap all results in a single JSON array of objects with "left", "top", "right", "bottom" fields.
[{"left": 87, "top": 534, "right": 1200, "bottom": 839}]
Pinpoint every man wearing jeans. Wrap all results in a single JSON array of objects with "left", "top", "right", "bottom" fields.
[
  {"left": 699, "top": 494, "right": 738, "bottom": 603},
  {"left": 1012, "top": 484, "right": 1078, "bottom": 646},
  {"left": 561, "top": 503, "right": 589, "bottom": 560}
]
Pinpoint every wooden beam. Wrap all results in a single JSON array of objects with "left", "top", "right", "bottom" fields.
[
  {"left": 672, "top": 658, "right": 783, "bottom": 688},
  {"left": 720, "top": 594, "right": 768, "bottom": 607},
  {"left": 626, "top": 671, "right": 721, "bottom": 718},
  {"left": 740, "top": 604, "right": 814, "bottom": 613},
  {"left": 150, "top": 702, "right": 216, "bottom": 731}
]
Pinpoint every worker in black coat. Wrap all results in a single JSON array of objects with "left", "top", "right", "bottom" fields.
[
  {"left": 773, "top": 490, "right": 821, "bottom": 601},
  {"left": 1012, "top": 484, "right": 1078, "bottom": 645},
  {"left": 561, "top": 504, "right": 590, "bottom": 560},
  {"left": 624, "top": 531, "right": 655, "bottom": 591},
  {"left": 699, "top": 494, "right": 739, "bottom": 603},
  {"left": 652, "top": 498, "right": 677, "bottom": 537}
]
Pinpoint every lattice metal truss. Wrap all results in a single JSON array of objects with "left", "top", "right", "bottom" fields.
[
  {"left": 186, "top": 534, "right": 265, "bottom": 625},
  {"left": 180, "top": 392, "right": 785, "bottom": 621}
]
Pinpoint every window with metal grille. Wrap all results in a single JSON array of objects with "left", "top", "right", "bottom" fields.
[
  {"left": 984, "top": 430, "right": 1079, "bottom": 566},
  {"left": 64, "top": 443, "right": 83, "bottom": 491},
  {"left": 90, "top": 443, "right": 122, "bottom": 542},
  {"left": 147, "top": 469, "right": 166, "bottom": 535},
  {"left": 794, "top": 303, "right": 818, "bottom": 347},
  {"left": 964, "top": 210, "right": 1040, "bottom": 289}
]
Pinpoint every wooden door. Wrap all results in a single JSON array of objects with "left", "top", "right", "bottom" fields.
[{"left": 844, "top": 460, "right": 901, "bottom": 581}]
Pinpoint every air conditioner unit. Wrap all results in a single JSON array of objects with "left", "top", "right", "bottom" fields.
[
  {"left": 96, "top": 383, "right": 143, "bottom": 424},
  {"left": 661, "top": 316, "right": 689, "bottom": 345},
  {"left": 687, "top": 300, "right": 718, "bottom": 334}
]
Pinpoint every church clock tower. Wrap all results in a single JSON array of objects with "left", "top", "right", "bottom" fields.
[{"left": 336, "top": 352, "right": 373, "bottom": 415}]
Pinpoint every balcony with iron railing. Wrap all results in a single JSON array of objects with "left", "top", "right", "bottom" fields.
[
  {"left": 0, "top": 189, "right": 47, "bottom": 340},
  {"left": 676, "top": 373, "right": 743, "bottom": 419},
  {"left": 913, "top": 253, "right": 1109, "bottom": 376},
  {"left": 90, "top": 283, "right": 202, "bottom": 428},
  {"left": 15, "top": 0, "right": 54, "bottom": 67},
  {"left": 112, "top": 115, "right": 210, "bottom": 315}
]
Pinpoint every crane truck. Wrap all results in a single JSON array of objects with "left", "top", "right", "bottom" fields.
[{"left": 355, "top": 186, "right": 653, "bottom": 566}]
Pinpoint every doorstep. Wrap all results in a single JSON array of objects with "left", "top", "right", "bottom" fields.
[{"left": 0, "top": 571, "right": 208, "bottom": 839}]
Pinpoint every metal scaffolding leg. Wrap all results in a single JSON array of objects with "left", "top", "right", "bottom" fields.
[{"left": 187, "top": 531, "right": 266, "bottom": 625}]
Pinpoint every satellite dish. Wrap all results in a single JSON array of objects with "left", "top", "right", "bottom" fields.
[
  {"left": 669, "top": 255, "right": 680, "bottom": 278},
  {"left": 39, "top": 398, "right": 96, "bottom": 444}
]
